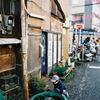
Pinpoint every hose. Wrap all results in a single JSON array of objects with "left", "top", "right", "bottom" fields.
[{"left": 31, "top": 91, "right": 68, "bottom": 100}]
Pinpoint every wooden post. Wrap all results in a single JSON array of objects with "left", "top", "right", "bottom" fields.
[
  {"left": 21, "top": 0, "right": 29, "bottom": 100},
  {"left": 82, "top": 45, "right": 84, "bottom": 62}
]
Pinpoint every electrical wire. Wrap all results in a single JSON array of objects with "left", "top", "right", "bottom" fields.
[
  {"left": 0, "top": 0, "right": 3, "bottom": 28},
  {"left": 10, "top": 0, "right": 16, "bottom": 15},
  {"left": 10, "top": 0, "right": 13, "bottom": 15},
  {"left": 72, "top": 2, "right": 100, "bottom": 7},
  {"left": 0, "top": 0, "right": 1, "bottom": 14},
  {"left": 2, "top": 0, "right": 5, "bottom": 15},
  {"left": 0, "top": 0, "right": 3, "bottom": 15}
]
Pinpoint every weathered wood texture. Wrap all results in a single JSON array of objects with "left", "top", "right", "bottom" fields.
[{"left": 0, "top": 45, "right": 15, "bottom": 72}]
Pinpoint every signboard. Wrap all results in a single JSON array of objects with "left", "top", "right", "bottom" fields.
[
  {"left": 74, "top": 23, "right": 84, "bottom": 30},
  {"left": 48, "top": 33, "right": 52, "bottom": 67},
  {"left": 58, "top": 41, "right": 61, "bottom": 62},
  {"left": 74, "top": 29, "right": 95, "bottom": 35},
  {"left": 54, "top": 41, "right": 57, "bottom": 64}
]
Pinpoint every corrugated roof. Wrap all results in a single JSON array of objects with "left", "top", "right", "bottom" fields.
[{"left": 0, "top": 38, "right": 21, "bottom": 45}]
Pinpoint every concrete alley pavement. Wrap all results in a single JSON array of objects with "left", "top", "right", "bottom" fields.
[{"left": 66, "top": 56, "right": 100, "bottom": 100}]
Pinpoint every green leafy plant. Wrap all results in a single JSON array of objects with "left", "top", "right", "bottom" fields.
[
  {"left": 33, "top": 78, "right": 45, "bottom": 89},
  {"left": 54, "top": 67, "right": 67, "bottom": 72},
  {"left": 29, "top": 76, "right": 45, "bottom": 96},
  {"left": 53, "top": 67, "right": 67, "bottom": 77},
  {"left": 63, "top": 70, "right": 74, "bottom": 83},
  {"left": 70, "top": 58, "right": 76, "bottom": 63}
]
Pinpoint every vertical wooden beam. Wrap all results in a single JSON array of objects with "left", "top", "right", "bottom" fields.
[{"left": 20, "top": 0, "right": 29, "bottom": 100}]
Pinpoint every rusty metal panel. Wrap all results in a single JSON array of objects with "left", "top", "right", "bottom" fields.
[
  {"left": 0, "top": 54, "right": 15, "bottom": 72},
  {"left": 0, "top": 45, "right": 15, "bottom": 73}
]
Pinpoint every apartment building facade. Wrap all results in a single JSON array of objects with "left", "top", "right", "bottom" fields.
[{"left": 70, "top": 0, "right": 100, "bottom": 44}]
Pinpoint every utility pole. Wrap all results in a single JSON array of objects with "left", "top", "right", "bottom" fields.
[
  {"left": 21, "top": 0, "right": 29, "bottom": 100},
  {"left": 79, "top": 29, "right": 81, "bottom": 45}
]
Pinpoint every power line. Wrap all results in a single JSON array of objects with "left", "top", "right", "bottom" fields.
[{"left": 72, "top": 2, "right": 100, "bottom": 8}]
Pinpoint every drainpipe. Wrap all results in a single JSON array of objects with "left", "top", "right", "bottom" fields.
[{"left": 21, "top": 0, "right": 29, "bottom": 100}]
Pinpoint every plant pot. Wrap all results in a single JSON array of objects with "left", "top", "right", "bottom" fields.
[
  {"left": 65, "top": 64, "right": 71, "bottom": 67},
  {"left": 53, "top": 67, "right": 67, "bottom": 77},
  {"left": 57, "top": 71, "right": 66, "bottom": 77},
  {"left": 71, "top": 62, "right": 75, "bottom": 68}
]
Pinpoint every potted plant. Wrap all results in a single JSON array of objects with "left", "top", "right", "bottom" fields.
[
  {"left": 65, "top": 58, "right": 76, "bottom": 68},
  {"left": 53, "top": 67, "right": 67, "bottom": 77},
  {"left": 29, "top": 76, "right": 45, "bottom": 96},
  {"left": 70, "top": 58, "right": 76, "bottom": 68}
]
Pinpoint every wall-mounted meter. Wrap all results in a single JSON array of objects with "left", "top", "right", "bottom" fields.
[
  {"left": 2, "top": 15, "right": 15, "bottom": 33},
  {"left": 2, "top": 15, "right": 15, "bottom": 27}
]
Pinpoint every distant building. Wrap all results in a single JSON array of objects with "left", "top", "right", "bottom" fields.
[{"left": 71, "top": 0, "right": 100, "bottom": 43}]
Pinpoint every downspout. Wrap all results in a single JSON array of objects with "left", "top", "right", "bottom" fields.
[{"left": 21, "top": 0, "right": 29, "bottom": 100}]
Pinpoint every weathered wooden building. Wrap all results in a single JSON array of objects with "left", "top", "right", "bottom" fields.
[
  {"left": 27, "top": 0, "right": 69, "bottom": 76},
  {"left": 0, "top": 0, "right": 69, "bottom": 99},
  {"left": 0, "top": 0, "right": 69, "bottom": 78}
]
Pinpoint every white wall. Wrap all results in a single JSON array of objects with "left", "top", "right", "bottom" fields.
[
  {"left": 71, "top": 0, "right": 85, "bottom": 14},
  {"left": 92, "top": 4, "right": 100, "bottom": 38},
  {"left": 92, "top": 5, "right": 100, "bottom": 27},
  {"left": 93, "top": 4, "right": 100, "bottom": 15}
]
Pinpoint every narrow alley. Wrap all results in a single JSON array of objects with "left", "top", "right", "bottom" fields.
[
  {"left": 0, "top": 0, "right": 100, "bottom": 100},
  {"left": 66, "top": 56, "right": 100, "bottom": 100}
]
